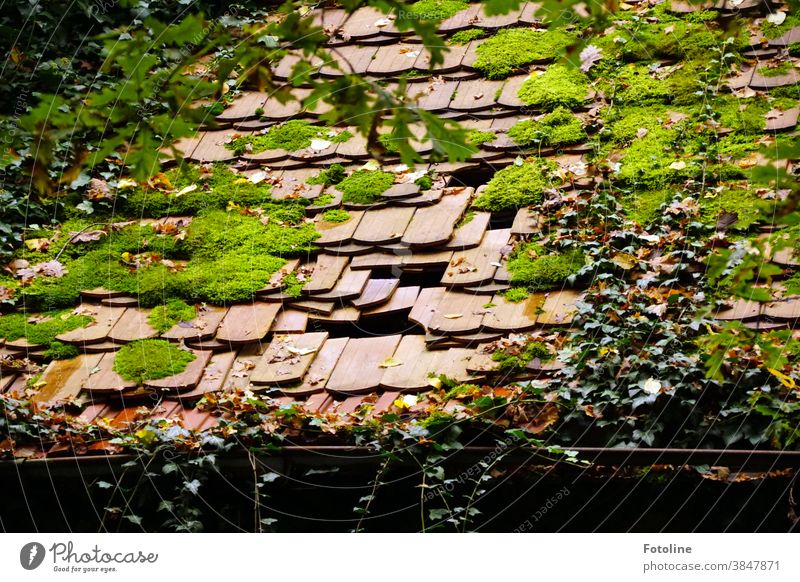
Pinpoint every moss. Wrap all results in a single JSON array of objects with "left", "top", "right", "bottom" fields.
[
  {"left": 611, "top": 64, "right": 670, "bottom": 106},
  {"left": 43, "top": 341, "right": 80, "bottom": 360},
  {"left": 456, "top": 210, "right": 475, "bottom": 228},
  {"left": 466, "top": 130, "right": 496, "bottom": 146},
  {"left": 322, "top": 209, "right": 351, "bottom": 223},
  {"left": 621, "top": 189, "right": 672, "bottom": 226},
  {"left": 491, "top": 340, "right": 552, "bottom": 371},
  {"left": 603, "top": 105, "right": 685, "bottom": 145},
  {"left": 615, "top": 127, "right": 689, "bottom": 187},
  {"left": 507, "top": 244, "right": 582, "bottom": 290},
  {"left": 698, "top": 188, "right": 776, "bottom": 230},
  {"left": 449, "top": 28, "right": 485, "bottom": 45},
  {"left": 113, "top": 339, "right": 196, "bottom": 384},
  {"left": 226, "top": 120, "right": 351, "bottom": 154},
  {"left": 517, "top": 65, "right": 588, "bottom": 111},
  {"left": 415, "top": 175, "right": 433, "bottom": 190},
  {"left": 0, "top": 310, "right": 94, "bottom": 346},
  {"left": 508, "top": 107, "right": 586, "bottom": 148},
  {"left": 406, "top": 0, "right": 468, "bottom": 21},
  {"left": 760, "top": 13, "right": 800, "bottom": 40},
  {"left": 123, "top": 163, "right": 275, "bottom": 218},
  {"left": 667, "top": 61, "right": 708, "bottom": 106},
  {"left": 714, "top": 95, "right": 769, "bottom": 133},
  {"left": 503, "top": 287, "right": 530, "bottom": 303},
  {"left": 789, "top": 42, "right": 800, "bottom": 57},
  {"left": 311, "top": 193, "right": 336, "bottom": 207},
  {"left": 282, "top": 272, "right": 305, "bottom": 298},
  {"left": 472, "top": 160, "right": 554, "bottom": 211},
  {"left": 148, "top": 299, "right": 196, "bottom": 333},
  {"left": 181, "top": 254, "right": 287, "bottom": 304},
  {"left": 336, "top": 170, "right": 395, "bottom": 204},
  {"left": 474, "top": 28, "right": 576, "bottom": 80},
  {"left": 758, "top": 62, "right": 793, "bottom": 78},
  {"left": 307, "top": 164, "right": 346, "bottom": 186},
  {"left": 611, "top": 20, "right": 725, "bottom": 62}
]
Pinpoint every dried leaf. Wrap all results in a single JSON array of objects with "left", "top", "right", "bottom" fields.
[{"left": 379, "top": 357, "right": 403, "bottom": 368}]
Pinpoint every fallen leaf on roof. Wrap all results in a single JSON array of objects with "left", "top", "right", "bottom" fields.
[
  {"left": 611, "top": 253, "right": 637, "bottom": 270},
  {"left": 767, "top": 12, "right": 786, "bottom": 25},
  {"left": 24, "top": 238, "right": 50, "bottom": 252},
  {"left": 669, "top": 160, "right": 687, "bottom": 170},
  {"left": 443, "top": 313, "right": 463, "bottom": 319},
  {"left": 175, "top": 184, "right": 198, "bottom": 197},
  {"left": 379, "top": 357, "right": 403, "bottom": 368},
  {"left": 310, "top": 139, "right": 331, "bottom": 151},
  {"left": 286, "top": 346, "right": 318, "bottom": 356}
]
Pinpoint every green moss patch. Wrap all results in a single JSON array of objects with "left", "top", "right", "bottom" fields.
[
  {"left": 760, "top": 13, "right": 800, "bottom": 40},
  {"left": 0, "top": 310, "right": 94, "bottom": 347},
  {"left": 307, "top": 164, "right": 346, "bottom": 186},
  {"left": 507, "top": 244, "right": 582, "bottom": 290},
  {"left": 123, "top": 164, "right": 274, "bottom": 218},
  {"left": 621, "top": 189, "right": 672, "bottom": 226},
  {"left": 758, "top": 62, "right": 793, "bottom": 78},
  {"left": 474, "top": 28, "right": 576, "bottom": 80},
  {"left": 113, "top": 339, "right": 196, "bottom": 384},
  {"left": 517, "top": 65, "right": 589, "bottom": 111},
  {"left": 610, "top": 64, "right": 670, "bottom": 106},
  {"left": 508, "top": 108, "right": 586, "bottom": 148},
  {"left": 466, "top": 130, "right": 496, "bottom": 146},
  {"left": 698, "top": 188, "right": 776, "bottom": 230},
  {"left": 321, "top": 209, "right": 351, "bottom": 223},
  {"left": 337, "top": 170, "right": 395, "bottom": 205},
  {"left": 449, "top": 28, "right": 485, "bottom": 45},
  {"left": 615, "top": 128, "right": 687, "bottom": 187},
  {"left": 406, "top": 0, "right": 468, "bottom": 21},
  {"left": 226, "top": 120, "right": 351, "bottom": 154},
  {"left": 472, "top": 160, "right": 555, "bottom": 212},
  {"left": 503, "top": 287, "right": 530, "bottom": 303},
  {"left": 148, "top": 299, "right": 196, "bottom": 333},
  {"left": 491, "top": 339, "right": 552, "bottom": 371}
]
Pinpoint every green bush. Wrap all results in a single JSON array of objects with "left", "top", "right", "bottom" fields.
[
  {"left": 474, "top": 28, "right": 575, "bottom": 79},
  {"left": 517, "top": 65, "right": 588, "bottom": 110},
  {"left": 472, "top": 161, "right": 554, "bottom": 211},
  {"left": 113, "top": 339, "right": 196, "bottom": 384}
]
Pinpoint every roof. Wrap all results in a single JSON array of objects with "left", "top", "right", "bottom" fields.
[{"left": 1, "top": 0, "right": 800, "bottom": 462}]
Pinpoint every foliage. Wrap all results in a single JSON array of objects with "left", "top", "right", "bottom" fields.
[
  {"left": 472, "top": 160, "right": 555, "bottom": 211},
  {"left": 336, "top": 170, "right": 395, "bottom": 204},
  {"left": 466, "top": 130, "right": 497, "bottom": 146},
  {"left": 406, "top": 0, "right": 469, "bottom": 21},
  {"left": 517, "top": 65, "right": 588, "bottom": 110},
  {"left": 491, "top": 338, "right": 552, "bottom": 370},
  {"left": 113, "top": 339, "right": 196, "bottom": 384},
  {"left": 474, "top": 28, "right": 575, "bottom": 79}
]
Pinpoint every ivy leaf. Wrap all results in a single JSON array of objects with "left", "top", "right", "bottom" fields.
[{"left": 183, "top": 479, "right": 202, "bottom": 495}]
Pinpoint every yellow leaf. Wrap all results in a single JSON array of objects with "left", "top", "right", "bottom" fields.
[
  {"left": 768, "top": 368, "right": 796, "bottom": 390},
  {"left": 611, "top": 253, "right": 637, "bottom": 270},
  {"left": 121, "top": 252, "right": 133, "bottom": 263},
  {"left": 428, "top": 376, "right": 443, "bottom": 389},
  {"left": 443, "top": 313, "right": 463, "bottom": 319},
  {"left": 32, "top": 380, "right": 47, "bottom": 389},
  {"left": 379, "top": 357, "right": 402, "bottom": 368}
]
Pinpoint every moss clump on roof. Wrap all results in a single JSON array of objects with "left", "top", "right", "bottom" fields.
[
  {"left": 517, "top": 65, "right": 588, "bottom": 111},
  {"left": 620, "top": 189, "right": 672, "bottom": 226},
  {"left": 713, "top": 96, "right": 770, "bottom": 133},
  {"left": 123, "top": 164, "right": 274, "bottom": 218},
  {"left": 472, "top": 160, "right": 554, "bottom": 211},
  {"left": 758, "top": 62, "right": 794, "bottom": 78},
  {"left": 474, "top": 28, "right": 576, "bottom": 80},
  {"left": 307, "top": 164, "right": 346, "bottom": 186},
  {"left": 760, "top": 13, "right": 800, "bottom": 40},
  {"left": 611, "top": 64, "right": 670, "bottom": 106},
  {"left": 148, "top": 299, "right": 196, "bottom": 333},
  {"left": 449, "top": 28, "right": 485, "bottom": 45},
  {"left": 406, "top": 0, "right": 468, "bottom": 21},
  {"left": 491, "top": 339, "right": 552, "bottom": 371},
  {"left": 507, "top": 244, "right": 582, "bottom": 290},
  {"left": 43, "top": 341, "right": 80, "bottom": 360},
  {"left": 0, "top": 310, "right": 94, "bottom": 349},
  {"left": 790, "top": 42, "right": 800, "bottom": 57},
  {"left": 113, "top": 339, "right": 196, "bottom": 384},
  {"left": 321, "top": 209, "right": 351, "bottom": 223},
  {"left": 610, "top": 20, "right": 725, "bottom": 62},
  {"left": 337, "top": 170, "right": 395, "bottom": 205},
  {"left": 226, "top": 120, "right": 351, "bottom": 154},
  {"left": 508, "top": 108, "right": 586, "bottom": 148},
  {"left": 503, "top": 287, "right": 530, "bottom": 303},
  {"left": 698, "top": 188, "right": 776, "bottom": 230},
  {"left": 466, "top": 130, "right": 496, "bottom": 146},
  {"left": 615, "top": 128, "right": 688, "bottom": 187}
]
